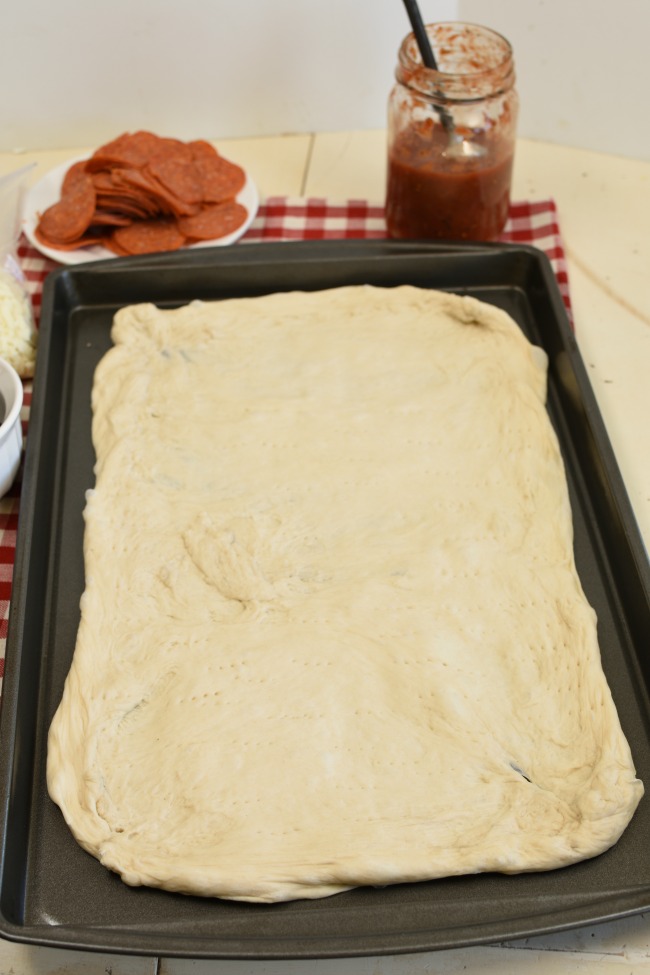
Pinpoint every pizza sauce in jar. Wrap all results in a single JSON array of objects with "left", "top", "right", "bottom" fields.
[{"left": 386, "top": 23, "right": 518, "bottom": 241}]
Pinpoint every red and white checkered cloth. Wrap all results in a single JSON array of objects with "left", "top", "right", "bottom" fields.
[{"left": 1, "top": 196, "right": 571, "bottom": 690}]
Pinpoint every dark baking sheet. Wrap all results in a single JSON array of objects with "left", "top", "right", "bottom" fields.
[{"left": 1, "top": 239, "right": 649, "bottom": 959}]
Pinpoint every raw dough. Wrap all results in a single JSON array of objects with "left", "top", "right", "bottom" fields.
[{"left": 47, "top": 285, "right": 643, "bottom": 902}]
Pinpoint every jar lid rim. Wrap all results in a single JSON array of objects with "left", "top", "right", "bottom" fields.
[{"left": 398, "top": 21, "right": 514, "bottom": 82}]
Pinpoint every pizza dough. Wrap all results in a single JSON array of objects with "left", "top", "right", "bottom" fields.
[{"left": 46, "top": 285, "right": 643, "bottom": 902}]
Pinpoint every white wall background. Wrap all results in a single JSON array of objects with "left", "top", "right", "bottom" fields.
[{"left": 2, "top": 0, "right": 648, "bottom": 160}]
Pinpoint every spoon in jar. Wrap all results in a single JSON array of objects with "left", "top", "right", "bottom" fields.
[{"left": 400, "top": 0, "right": 484, "bottom": 159}]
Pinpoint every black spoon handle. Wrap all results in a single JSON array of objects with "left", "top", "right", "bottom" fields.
[
  {"left": 400, "top": 0, "right": 456, "bottom": 135},
  {"left": 401, "top": 0, "right": 439, "bottom": 69}
]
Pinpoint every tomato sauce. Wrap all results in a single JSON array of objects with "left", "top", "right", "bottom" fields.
[{"left": 385, "top": 121, "right": 514, "bottom": 241}]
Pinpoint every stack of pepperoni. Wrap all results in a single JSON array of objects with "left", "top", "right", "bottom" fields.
[{"left": 35, "top": 130, "right": 249, "bottom": 256}]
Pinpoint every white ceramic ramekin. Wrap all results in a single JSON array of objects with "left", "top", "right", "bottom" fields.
[{"left": 0, "top": 357, "right": 23, "bottom": 498}]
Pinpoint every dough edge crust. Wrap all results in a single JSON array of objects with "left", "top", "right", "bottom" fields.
[{"left": 47, "top": 284, "right": 644, "bottom": 903}]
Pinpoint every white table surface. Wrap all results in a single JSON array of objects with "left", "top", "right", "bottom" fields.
[{"left": 0, "top": 131, "right": 649, "bottom": 973}]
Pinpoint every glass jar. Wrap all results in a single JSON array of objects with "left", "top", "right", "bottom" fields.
[{"left": 385, "top": 22, "right": 518, "bottom": 241}]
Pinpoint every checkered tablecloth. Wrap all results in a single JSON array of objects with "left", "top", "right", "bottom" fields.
[{"left": 1, "top": 195, "right": 571, "bottom": 690}]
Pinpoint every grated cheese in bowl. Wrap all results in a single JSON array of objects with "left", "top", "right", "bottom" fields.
[{"left": 0, "top": 267, "right": 37, "bottom": 379}]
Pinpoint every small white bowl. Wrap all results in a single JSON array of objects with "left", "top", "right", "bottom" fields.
[{"left": 0, "top": 357, "right": 23, "bottom": 498}]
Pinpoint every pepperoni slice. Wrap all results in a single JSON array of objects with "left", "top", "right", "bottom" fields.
[
  {"left": 61, "top": 160, "right": 92, "bottom": 194},
  {"left": 193, "top": 154, "right": 246, "bottom": 203},
  {"left": 177, "top": 201, "right": 248, "bottom": 240},
  {"left": 91, "top": 171, "right": 115, "bottom": 191},
  {"left": 35, "top": 225, "right": 109, "bottom": 251},
  {"left": 111, "top": 217, "right": 187, "bottom": 255},
  {"left": 148, "top": 137, "right": 195, "bottom": 164},
  {"left": 188, "top": 139, "right": 221, "bottom": 162},
  {"left": 101, "top": 234, "right": 132, "bottom": 257},
  {"left": 86, "top": 130, "right": 168, "bottom": 171},
  {"left": 146, "top": 155, "right": 203, "bottom": 205},
  {"left": 37, "top": 172, "right": 97, "bottom": 243}
]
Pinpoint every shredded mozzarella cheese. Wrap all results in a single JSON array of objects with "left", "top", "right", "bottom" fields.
[{"left": 0, "top": 268, "right": 37, "bottom": 378}]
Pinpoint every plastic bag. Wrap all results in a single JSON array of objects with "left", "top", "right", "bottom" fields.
[{"left": 0, "top": 164, "right": 38, "bottom": 379}]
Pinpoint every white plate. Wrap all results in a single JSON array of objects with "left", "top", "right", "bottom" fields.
[{"left": 22, "top": 154, "right": 259, "bottom": 265}]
